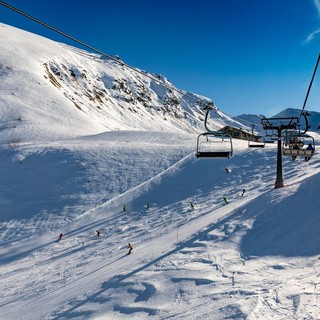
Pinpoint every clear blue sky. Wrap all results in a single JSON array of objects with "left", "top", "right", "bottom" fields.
[{"left": 1, "top": 0, "right": 320, "bottom": 116}]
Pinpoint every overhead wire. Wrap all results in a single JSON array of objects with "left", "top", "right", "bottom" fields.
[
  {"left": 297, "top": 53, "right": 320, "bottom": 133},
  {"left": 300, "top": 53, "right": 320, "bottom": 117},
  {"left": 0, "top": 1, "right": 217, "bottom": 112},
  {"left": 217, "top": 109, "right": 264, "bottom": 132},
  {"left": 227, "top": 52, "right": 320, "bottom": 135}
]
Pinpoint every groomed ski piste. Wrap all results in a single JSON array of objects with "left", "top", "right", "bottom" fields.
[{"left": 1, "top": 131, "right": 320, "bottom": 320}]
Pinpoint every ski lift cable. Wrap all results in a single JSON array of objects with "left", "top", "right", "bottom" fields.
[
  {"left": 223, "top": 53, "right": 320, "bottom": 134},
  {"left": 300, "top": 53, "right": 320, "bottom": 117},
  {"left": 198, "top": 98, "right": 264, "bottom": 133},
  {"left": 0, "top": 1, "right": 218, "bottom": 112},
  {"left": 218, "top": 109, "right": 264, "bottom": 132},
  {"left": 298, "top": 53, "right": 320, "bottom": 134}
]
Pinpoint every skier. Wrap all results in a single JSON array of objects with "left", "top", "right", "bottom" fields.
[
  {"left": 123, "top": 203, "right": 126, "bottom": 212},
  {"left": 58, "top": 233, "right": 64, "bottom": 241},
  {"left": 127, "top": 243, "right": 133, "bottom": 255},
  {"left": 305, "top": 143, "right": 314, "bottom": 161},
  {"left": 225, "top": 168, "right": 230, "bottom": 173},
  {"left": 96, "top": 230, "right": 101, "bottom": 237},
  {"left": 291, "top": 143, "right": 300, "bottom": 161},
  {"left": 223, "top": 196, "right": 229, "bottom": 204},
  {"left": 241, "top": 188, "right": 246, "bottom": 197},
  {"left": 190, "top": 202, "right": 195, "bottom": 211}
]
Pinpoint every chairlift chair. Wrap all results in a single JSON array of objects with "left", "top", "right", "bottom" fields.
[
  {"left": 196, "top": 131, "right": 233, "bottom": 158},
  {"left": 264, "top": 133, "right": 277, "bottom": 144},
  {"left": 282, "top": 131, "right": 315, "bottom": 160},
  {"left": 248, "top": 124, "right": 265, "bottom": 148},
  {"left": 248, "top": 136, "right": 265, "bottom": 148}
]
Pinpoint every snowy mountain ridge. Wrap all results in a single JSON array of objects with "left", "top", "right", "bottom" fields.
[
  {"left": 2, "top": 23, "right": 320, "bottom": 147},
  {"left": 0, "top": 22, "right": 250, "bottom": 146}
]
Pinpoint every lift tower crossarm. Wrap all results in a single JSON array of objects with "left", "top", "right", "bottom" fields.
[{"left": 261, "top": 117, "right": 299, "bottom": 131}]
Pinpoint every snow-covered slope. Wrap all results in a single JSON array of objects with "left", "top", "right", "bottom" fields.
[
  {"left": 0, "top": 23, "right": 249, "bottom": 146},
  {"left": 1, "top": 133, "right": 320, "bottom": 320},
  {"left": 1, "top": 22, "right": 320, "bottom": 320}
]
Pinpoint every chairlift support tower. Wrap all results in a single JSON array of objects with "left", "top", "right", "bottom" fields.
[{"left": 261, "top": 117, "right": 299, "bottom": 189}]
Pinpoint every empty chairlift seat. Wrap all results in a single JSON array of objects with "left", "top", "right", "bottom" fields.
[
  {"left": 248, "top": 136, "right": 265, "bottom": 148},
  {"left": 196, "top": 132, "right": 233, "bottom": 158}
]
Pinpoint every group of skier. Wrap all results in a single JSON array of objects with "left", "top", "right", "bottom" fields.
[
  {"left": 57, "top": 229, "right": 133, "bottom": 255},
  {"left": 224, "top": 166, "right": 247, "bottom": 204},
  {"left": 57, "top": 167, "right": 247, "bottom": 254}
]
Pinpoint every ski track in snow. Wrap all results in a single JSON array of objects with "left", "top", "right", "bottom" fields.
[{"left": 1, "top": 133, "right": 320, "bottom": 319}]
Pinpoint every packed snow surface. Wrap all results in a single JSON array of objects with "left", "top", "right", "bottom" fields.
[{"left": 2, "top": 132, "right": 320, "bottom": 320}]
